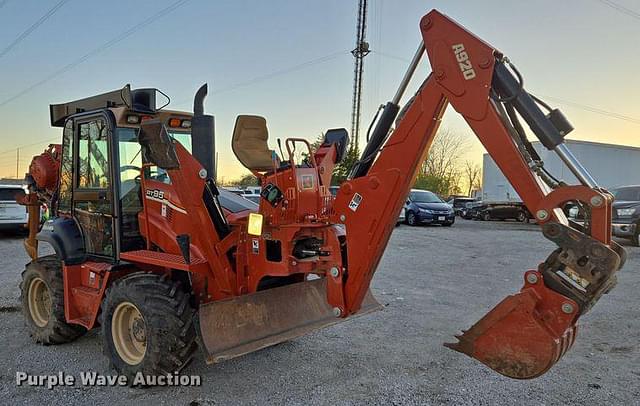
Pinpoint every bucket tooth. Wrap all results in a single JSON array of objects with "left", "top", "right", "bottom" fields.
[{"left": 445, "top": 273, "right": 579, "bottom": 379}]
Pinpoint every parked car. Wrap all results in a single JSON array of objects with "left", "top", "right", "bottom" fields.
[
  {"left": 242, "top": 186, "right": 261, "bottom": 195},
  {"left": 404, "top": 189, "right": 455, "bottom": 226},
  {"left": 243, "top": 194, "right": 261, "bottom": 204},
  {"left": 0, "top": 185, "right": 28, "bottom": 231},
  {"left": 610, "top": 185, "right": 640, "bottom": 246},
  {"left": 477, "top": 202, "right": 531, "bottom": 222},
  {"left": 218, "top": 188, "right": 259, "bottom": 211},
  {"left": 223, "top": 186, "right": 245, "bottom": 196},
  {"left": 396, "top": 208, "right": 406, "bottom": 226},
  {"left": 446, "top": 197, "right": 476, "bottom": 216},
  {"left": 461, "top": 201, "right": 484, "bottom": 219}
]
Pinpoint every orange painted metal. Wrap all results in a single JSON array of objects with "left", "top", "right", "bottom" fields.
[
  {"left": 445, "top": 271, "right": 578, "bottom": 378},
  {"left": 21, "top": 7, "right": 623, "bottom": 380},
  {"left": 119, "top": 250, "right": 208, "bottom": 272},
  {"left": 536, "top": 185, "right": 613, "bottom": 244},
  {"left": 333, "top": 76, "right": 448, "bottom": 314},
  {"left": 63, "top": 262, "right": 116, "bottom": 329},
  {"left": 27, "top": 144, "right": 61, "bottom": 193}
]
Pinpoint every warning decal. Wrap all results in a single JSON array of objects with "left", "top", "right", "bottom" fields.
[{"left": 348, "top": 193, "right": 363, "bottom": 212}]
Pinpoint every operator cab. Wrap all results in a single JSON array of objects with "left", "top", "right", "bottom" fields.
[{"left": 47, "top": 85, "right": 253, "bottom": 262}]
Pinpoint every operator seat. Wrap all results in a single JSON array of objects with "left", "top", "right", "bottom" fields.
[{"left": 232, "top": 115, "right": 279, "bottom": 172}]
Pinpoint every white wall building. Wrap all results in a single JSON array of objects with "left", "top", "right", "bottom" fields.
[{"left": 482, "top": 140, "right": 640, "bottom": 202}]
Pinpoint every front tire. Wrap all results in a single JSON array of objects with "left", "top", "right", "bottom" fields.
[
  {"left": 406, "top": 211, "right": 418, "bottom": 226},
  {"left": 101, "top": 272, "right": 197, "bottom": 381},
  {"left": 631, "top": 227, "right": 640, "bottom": 247},
  {"left": 20, "top": 255, "right": 86, "bottom": 344},
  {"left": 482, "top": 212, "right": 491, "bottom": 221}
]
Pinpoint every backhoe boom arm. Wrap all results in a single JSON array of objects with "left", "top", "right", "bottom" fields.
[{"left": 331, "top": 10, "right": 624, "bottom": 379}]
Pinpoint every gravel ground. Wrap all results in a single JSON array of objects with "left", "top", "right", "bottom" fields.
[{"left": 0, "top": 219, "right": 638, "bottom": 405}]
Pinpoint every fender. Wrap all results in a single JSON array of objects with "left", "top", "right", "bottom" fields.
[{"left": 36, "top": 217, "right": 85, "bottom": 264}]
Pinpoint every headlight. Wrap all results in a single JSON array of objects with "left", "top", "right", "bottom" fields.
[
  {"left": 617, "top": 208, "right": 636, "bottom": 217},
  {"left": 420, "top": 209, "right": 434, "bottom": 214}
]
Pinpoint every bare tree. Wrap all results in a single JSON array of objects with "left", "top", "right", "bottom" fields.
[
  {"left": 463, "top": 160, "right": 482, "bottom": 196},
  {"left": 416, "top": 129, "right": 467, "bottom": 196}
]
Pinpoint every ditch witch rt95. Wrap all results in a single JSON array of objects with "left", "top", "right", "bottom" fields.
[{"left": 18, "top": 10, "right": 624, "bottom": 380}]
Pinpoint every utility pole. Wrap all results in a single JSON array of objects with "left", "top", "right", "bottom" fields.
[
  {"left": 350, "top": 0, "right": 370, "bottom": 153},
  {"left": 16, "top": 148, "right": 19, "bottom": 178}
]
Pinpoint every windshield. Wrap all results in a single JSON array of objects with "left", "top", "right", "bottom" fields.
[
  {"left": 410, "top": 191, "right": 443, "bottom": 203},
  {"left": 116, "top": 128, "right": 191, "bottom": 184},
  {"left": 0, "top": 188, "right": 23, "bottom": 201},
  {"left": 612, "top": 187, "right": 640, "bottom": 201}
]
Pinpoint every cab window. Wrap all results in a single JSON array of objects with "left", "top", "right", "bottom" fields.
[{"left": 77, "top": 120, "right": 110, "bottom": 188}]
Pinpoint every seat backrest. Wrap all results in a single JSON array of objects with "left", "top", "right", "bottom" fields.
[{"left": 232, "top": 115, "right": 276, "bottom": 172}]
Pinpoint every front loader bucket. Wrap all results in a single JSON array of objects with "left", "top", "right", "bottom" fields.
[
  {"left": 445, "top": 271, "right": 579, "bottom": 379},
  {"left": 197, "top": 278, "right": 382, "bottom": 363}
]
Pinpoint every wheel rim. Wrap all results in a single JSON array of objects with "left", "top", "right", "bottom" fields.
[
  {"left": 408, "top": 213, "right": 415, "bottom": 225},
  {"left": 518, "top": 212, "right": 526, "bottom": 222},
  {"left": 28, "top": 277, "right": 51, "bottom": 328},
  {"left": 112, "top": 302, "right": 147, "bottom": 365}
]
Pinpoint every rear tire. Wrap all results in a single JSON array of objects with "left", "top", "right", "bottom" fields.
[
  {"left": 20, "top": 255, "right": 86, "bottom": 344},
  {"left": 517, "top": 211, "right": 528, "bottom": 223},
  {"left": 101, "top": 272, "right": 197, "bottom": 382},
  {"left": 482, "top": 212, "right": 491, "bottom": 221}
]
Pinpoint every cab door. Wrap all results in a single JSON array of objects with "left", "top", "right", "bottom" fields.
[{"left": 73, "top": 115, "right": 115, "bottom": 258}]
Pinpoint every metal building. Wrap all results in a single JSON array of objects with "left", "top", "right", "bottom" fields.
[{"left": 482, "top": 140, "right": 640, "bottom": 202}]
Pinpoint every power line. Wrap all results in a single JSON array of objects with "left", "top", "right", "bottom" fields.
[
  {"left": 372, "top": 50, "right": 640, "bottom": 125},
  {"left": 0, "top": 0, "right": 70, "bottom": 59},
  {"left": 0, "top": 0, "right": 191, "bottom": 108},
  {"left": 536, "top": 95, "right": 640, "bottom": 125},
  {"left": 372, "top": 50, "right": 409, "bottom": 63},
  {"left": 0, "top": 137, "right": 60, "bottom": 158},
  {"left": 212, "top": 50, "right": 349, "bottom": 95},
  {"left": 595, "top": 0, "right": 640, "bottom": 20},
  {"left": 0, "top": 51, "right": 348, "bottom": 158},
  {"left": 170, "top": 50, "right": 349, "bottom": 106}
]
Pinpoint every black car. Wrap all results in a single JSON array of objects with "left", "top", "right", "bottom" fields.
[
  {"left": 610, "top": 185, "right": 640, "bottom": 246},
  {"left": 461, "top": 201, "right": 484, "bottom": 219},
  {"left": 404, "top": 189, "right": 455, "bottom": 226},
  {"left": 476, "top": 202, "right": 531, "bottom": 222},
  {"left": 446, "top": 197, "right": 477, "bottom": 216}
]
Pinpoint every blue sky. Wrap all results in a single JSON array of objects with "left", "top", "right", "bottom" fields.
[{"left": 0, "top": 0, "right": 638, "bottom": 180}]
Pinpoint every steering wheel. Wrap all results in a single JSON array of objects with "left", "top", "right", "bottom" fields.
[
  {"left": 120, "top": 165, "right": 143, "bottom": 183},
  {"left": 120, "top": 165, "right": 142, "bottom": 174}
]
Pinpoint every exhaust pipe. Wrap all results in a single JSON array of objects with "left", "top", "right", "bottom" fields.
[{"left": 191, "top": 84, "right": 216, "bottom": 180}]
